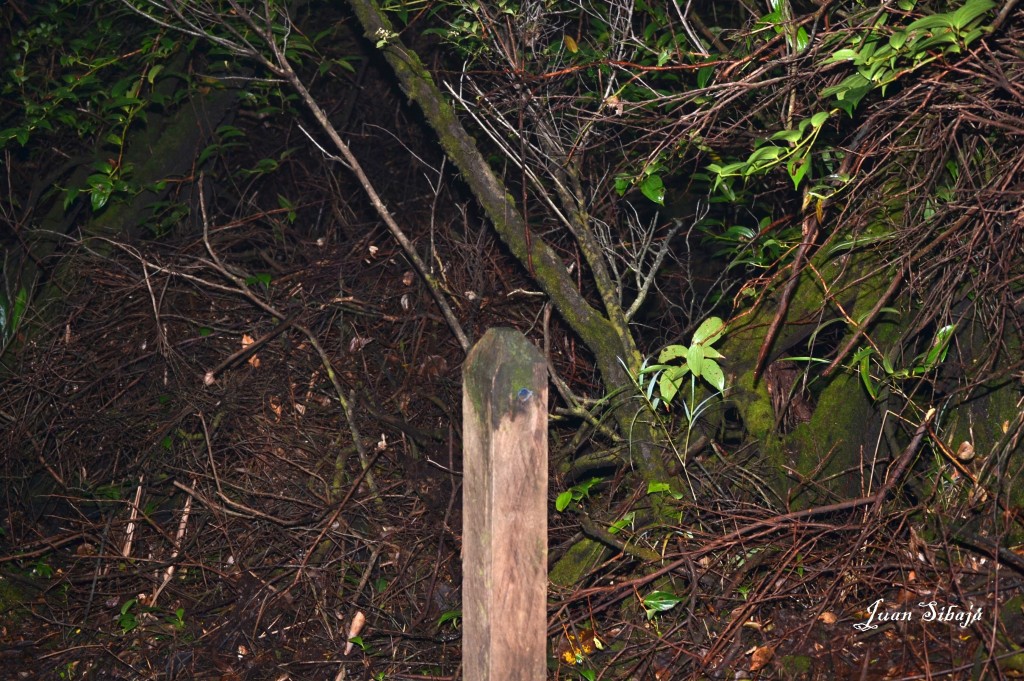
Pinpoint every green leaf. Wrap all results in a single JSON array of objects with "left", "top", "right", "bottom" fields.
[
  {"left": 647, "top": 481, "right": 671, "bottom": 494},
  {"left": 438, "top": 610, "right": 461, "bottom": 627},
  {"left": 922, "top": 324, "right": 956, "bottom": 369},
  {"left": 692, "top": 316, "right": 725, "bottom": 345},
  {"left": 687, "top": 344, "right": 705, "bottom": 377},
  {"left": 608, "top": 511, "right": 635, "bottom": 534},
  {"left": 810, "top": 111, "right": 830, "bottom": 128},
  {"left": 245, "top": 273, "right": 273, "bottom": 288},
  {"left": 658, "top": 344, "right": 687, "bottom": 363},
  {"left": 702, "top": 346, "right": 724, "bottom": 360},
  {"left": 702, "top": 359, "right": 725, "bottom": 392},
  {"left": 614, "top": 175, "right": 631, "bottom": 196},
  {"left": 770, "top": 128, "right": 803, "bottom": 143},
  {"left": 659, "top": 365, "right": 688, "bottom": 403},
  {"left": 793, "top": 26, "right": 809, "bottom": 52},
  {"left": 63, "top": 187, "right": 80, "bottom": 212},
  {"left": 697, "top": 65, "right": 715, "bottom": 88},
  {"left": 640, "top": 173, "right": 665, "bottom": 205},
  {"left": 642, "top": 590, "right": 682, "bottom": 619},
  {"left": 90, "top": 182, "right": 112, "bottom": 211},
  {"left": 827, "top": 48, "right": 861, "bottom": 62},
  {"left": 556, "top": 490, "right": 573, "bottom": 512},
  {"left": 951, "top": 0, "right": 996, "bottom": 30},
  {"left": 787, "top": 153, "right": 810, "bottom": 189},
  {"left": 881, "top": 354, "right": 894, "bottom": 375},
  {"left": 856, "top": 348, "right": 878, "bottom": 400}
]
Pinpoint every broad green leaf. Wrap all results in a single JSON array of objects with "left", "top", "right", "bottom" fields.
[
  {"left": 702, "top": 346, "right": 724, "bottom": 360},
  {"left": 747, "top": 145, "right": 784, "bottom": 165},
  {"left": 810, "top": 111, "right": 830, "bottom": 128},
  {"left": 687, "top": 344, "right": 705, "bottom": 377},
  {"left": 647, "top": 481, "right": 671, "bottom": 494},
  {"left": 614, "top": 175, "right": 631, "bottom": 196},
  {"left": 790, "top": 26, "right": 808, "bottom": 52},
  {"left": 556, "top": 490, "right": 573, "bottom": 512},
  {"left": 697, "top": 65, "right": 715, "bottom": 88},
  {"left": 702, "top": 359, "right": 725, "bottom": 392},
  {"left": 642, "top": 590, "right": 682, "bottom": 619},
  {"left": 923, "top": 324, "right": 956, "bottom": 368},
  {"left": 787, "top": 153, "right": 810, "bottom": 189},
  {"left": 827, "top": 48, "right": 861, "bottom": 62},
  {"left": 692, "top": 316, "right": 725, "bottom": 345},
  {"left": 659, "top": 365, "right": 688, "bottom": 403},
  {"left": 771, "top": 128, "right": 803, "bottom": 143},
  {"left": 640, "top": 173, "right": 665, "bottom": 205},
  {"left": 659, "top": 344, "right": 687, "bottom": 363},
  {"left": 608, "top": 511, "right": 635, "bottom": 534},
  {"left": 951, "top": 0, "right": 995, "bottom": 30}
]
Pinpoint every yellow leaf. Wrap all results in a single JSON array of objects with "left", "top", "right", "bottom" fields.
[{"left": 564, "top": 35, "right": 578, "bottom": 53}]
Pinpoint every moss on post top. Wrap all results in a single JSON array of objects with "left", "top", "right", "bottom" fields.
[{"left": 464, "top": 328, "right": 546, "bottom": 431}]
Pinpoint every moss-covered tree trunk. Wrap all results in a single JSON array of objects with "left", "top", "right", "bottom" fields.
[{"left": 345, "top": 0, "right": 670, "bottom": 484}]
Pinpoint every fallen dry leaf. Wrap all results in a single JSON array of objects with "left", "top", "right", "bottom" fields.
[
  {"left": 750, "top": 644, "right": 775, "bottom": 672},
  {"left": 344, "top": 611, "right": 366, "bottom": 656}
]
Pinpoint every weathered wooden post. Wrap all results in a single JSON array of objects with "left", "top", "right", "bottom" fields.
[{"left": 463, "top": 328, "right": 548, "bottom": 681}]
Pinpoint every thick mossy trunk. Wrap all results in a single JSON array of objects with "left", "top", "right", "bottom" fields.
[
  {"left": 721, "top": 249, "right": 894, "bottom": 502},
  {"left": 346, "top": 0, "right": 670, "bottom": 485}
]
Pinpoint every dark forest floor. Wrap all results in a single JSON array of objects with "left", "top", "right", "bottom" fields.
[{"left": 2, "top": 222, "right": 1022, "bottom": 680}]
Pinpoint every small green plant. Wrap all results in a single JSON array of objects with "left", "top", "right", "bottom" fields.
[
  {"left": 821, "top": 0, "right": 995, "bottom": 115},
  {"left": 437, "top": 609, "right": 461, "bottom": 629},
  {"left": 56, "top": 661, "right": 78, "bottom": 680},
  {"left": 607, "top": 511, "right": 635, "bottom": 535},
  {"left": 708, "top": 110, "right": 833, "bottom": 192},
  {"left": 118, "top": 598, "right": 139, "bottom": 633},
  {"left": 647, "top": 316, "right": 727, "bottom": 400},
  {"left": 31, "top": 560, "right": 54, "bottom": 579},
  {"left": 646, "top": 481, "right": 684, "bottom": 500},
  {"left": 631, "top": 317, "right": 729, "bottom": 470},
  {"left": 165, "top": 607, "right": 185, "bottom": 631},
  {"left": 641, "top": 590, "right": 683, "bottom": 620},
  {"left": 615, "top": 162, "right": 666, "bottom": 205},
  {"left": 700, "top": 216, "right": 805, "bottom": 271},
  {"left": 556, "top": 477, "right": 602, "bottom": 512},
  {"left": 852, "top": 324, "right": 956, "bottom": 400}
]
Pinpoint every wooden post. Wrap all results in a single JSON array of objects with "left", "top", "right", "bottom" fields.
[{"left": 463, "top": 328, "right": 548, "bottom": 681}]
